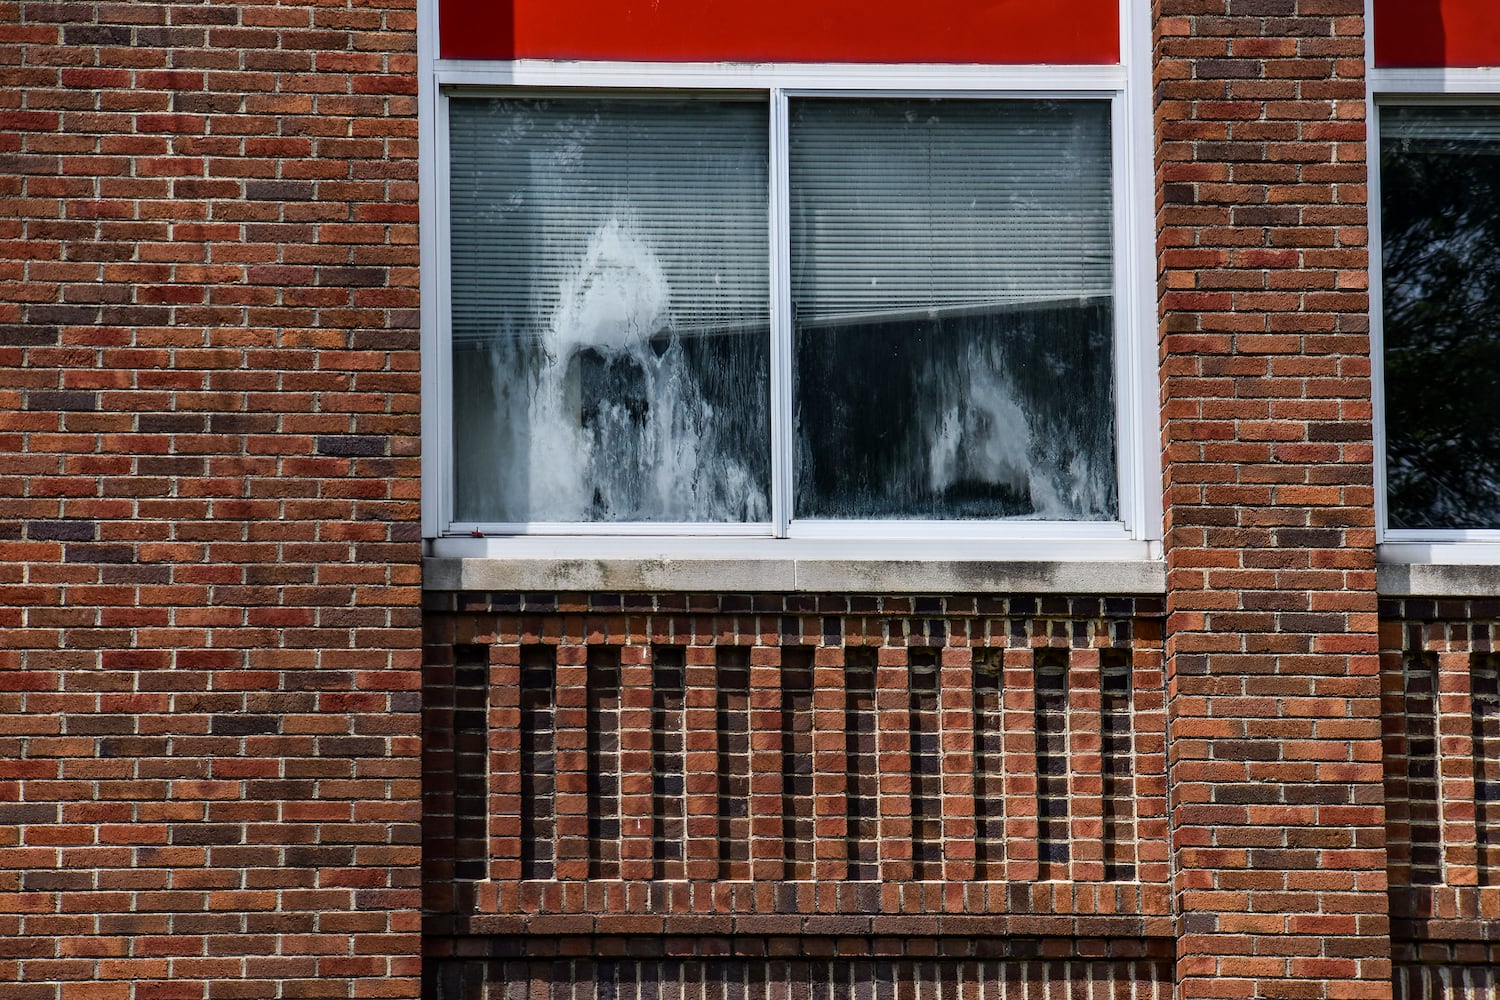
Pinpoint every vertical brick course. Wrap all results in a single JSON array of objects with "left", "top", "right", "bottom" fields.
[
  {"left": 0, "top": 1, "right": 422, "bottom": 995},
  {"left": 1154, "top": 1, "right": 1388, "bottom": 997},
  {"left": 1380, "top": 605, "right": 1500, "bottom": 942},
  {"left": 426, "top": 954, "right": 1174, "bottom": 1000},
  {"left": 421, "top": 594, "right": 1173, "bottom": 947}
]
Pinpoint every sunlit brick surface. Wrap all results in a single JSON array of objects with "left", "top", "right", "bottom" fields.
[
  {"left": 426, "top": 956, "right": 1173, "bottom": 1000},
  {"left": 1382, "top": 603, "right": 1500, "bottom": 945},
  {"left": 422, "top": 593, "right": 1170, "bottom": 936},
  {"left": 1154, "top": 0, "right": 1385, "bottom": 995},
  {"left": 1, "top": 2, "right": 423, "bottom": 995},
  {"left": 1394, "top": 966, "right": 1500, "bottom": 1000}
]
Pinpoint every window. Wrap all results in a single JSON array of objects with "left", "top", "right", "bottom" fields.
[
  {"left": 449, "top": 96, "right": 773, "bottom": 525},
  {"left": 438, "top": 84, "right": 1135, "bottom": 544},
  {"left": 787, "top": 98, "right": 1116, "bottom": 523},
  {"left": 1378, "top": 104, "right": 1500, "bottom": 533}
]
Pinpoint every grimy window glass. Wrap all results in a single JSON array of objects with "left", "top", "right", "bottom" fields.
[
  {"left": 448, "top": 97, "right": 771, "bottom": 524},
  {"left": 790, "top": 98, "right": 1116, "bottom": 520},
  {"left": 1381, "top": 106, "right": 1500, "bottom": 530},
  {"left": 446, "top": 94, "right": 1119, "bottom": 528}
]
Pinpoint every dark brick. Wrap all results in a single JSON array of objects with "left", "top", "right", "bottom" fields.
[
  {"left": 210, "top": 714, "right": 280, "bottom": 737},
  {"left": 63, "top": 543, "right": 135, "bottom": 564},
  {"left": 0, "top": 324, "right": 61, "bottom": 346},
  {"left": 316, "top": 435, "right": 386, "bottom": 457},
  {"left": 27, "top": 390, "right": 97, "bottom": 411}
]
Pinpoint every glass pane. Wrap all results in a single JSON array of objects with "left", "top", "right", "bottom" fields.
[
  {"left": 1381, "top": 106, "right": 1500, "bottom": 529},
  {"left": 449, "top": 97, "right": 771, "bottom": 524},
  {"left": 790, "top": 99, "right": 1117, "bottom": 520}
]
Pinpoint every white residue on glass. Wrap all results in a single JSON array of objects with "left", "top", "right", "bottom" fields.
[
  {"left": 926, "top": 360, "right": 1034, "bottom": 507},
  {"left": 483, "top": 220, "right": 770, "bottom": 523},
  {"left": 917, "top": 337, "right": 1113, "bottom": 520}
]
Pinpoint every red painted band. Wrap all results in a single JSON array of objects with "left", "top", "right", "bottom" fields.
[
  {"left": 438, "top": 0, "right": 1119, "bottom": 65},
  {"left": 1375, "top": 0, "right": 1500, "bottom": 69}
]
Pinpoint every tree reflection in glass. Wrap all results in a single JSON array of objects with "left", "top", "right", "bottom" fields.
[{"left": 1382, "top": 107, "right": 1500, "bottom": 529}]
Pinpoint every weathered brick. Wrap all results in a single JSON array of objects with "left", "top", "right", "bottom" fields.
[
  {"left": 1, "top": 0, "right": 422, "bottom": 995},
  {"left": 1156, "top": 2, "right": 1385, "bottom": 997}
]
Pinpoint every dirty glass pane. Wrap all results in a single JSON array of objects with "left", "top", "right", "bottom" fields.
[
  {"left": 789, "top": 98, "right": 1117, "bottom": 520},
  {"left": 1381, "top": 106, "right": 1500, "bottom": 529},
  {"left": 448, "top": 97, "right": 771, "bottom": 524}
]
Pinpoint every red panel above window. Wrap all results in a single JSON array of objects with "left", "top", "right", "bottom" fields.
[
  {"left": 437, "top": 0, "right": 1119, "bottom": 65},
  {"left": 1375, "top": 0, "right": 1500, "bottom": 68}
]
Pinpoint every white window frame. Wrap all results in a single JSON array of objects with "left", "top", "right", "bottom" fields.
[
  {"left": 1368, "top": 55, "right": 1500, "bottom": 567},
  {"left": 416, "top": 0, "right": 1162, "bottom": 565}
]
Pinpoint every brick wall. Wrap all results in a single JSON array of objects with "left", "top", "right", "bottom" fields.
[
  {"left": 10, "top": 2, "right": 1500, "bottom": 998},
  {"left": 1154, "top": 0, "right": 1388, "bottom": 997},
  {"left": 0, "top": 2, "right": 423, "bottom": 997},
  {"left": 423, "top": 594, "right": 1172, "bottom": 963},
  {"left": 427, "top": 955, "right": 1175, "bottom": 1000},
  {"left": 1381, "top": 600, "right": 1500, "bottom": 965}
]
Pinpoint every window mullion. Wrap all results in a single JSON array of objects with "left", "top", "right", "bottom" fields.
[{"left": 769, "top": 87, "right": 794, "bottom": 538}]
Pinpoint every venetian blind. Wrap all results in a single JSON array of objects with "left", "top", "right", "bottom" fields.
[
  {"left": 788, "top": 98, "right": 1114, "bottom": 327},
  {"left": 1383, "top": 106, "right": 1500, "bottom": 142},
  {"left": 447, "top": 96, "right": 770, "bottom": 348}
]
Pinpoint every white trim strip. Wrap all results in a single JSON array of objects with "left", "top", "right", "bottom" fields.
[
  {"left": 1125, "top": 0, "right": 1162, "bottom": 546},
  {"left": 1386, "top": 529, "right": 1500, "bottom": 545},
  {"left": 429, "top": 534, "right": 1155, "bottom": 564},
  {"left": 1109, "top": 88, "right": 1141, "bottom": 544},
  {"left": 1380, "top": 542, "right": 1500, "bottom": 566},
  {"left": 417, "top": 0, "right": 445, "bottom": 538},
  {"left": 447, "top": 519, "right": 1134, "bottom": 542},
  {"left": 769, "top": 89, "right": 793, "bottom": 538},
  {"left": 1370, "top": 67, "right": 1500, "bottom": 95},
  {"left": 433, "top": 59, "right": 1129, "bottom": 92},
  {"left": 784, "top": 519, "right": 1131, "bottom": 541},
  {"left": 1368, "top": 92, "right": 1389, "bottom": 542}
]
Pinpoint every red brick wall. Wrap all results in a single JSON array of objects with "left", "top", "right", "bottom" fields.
[
  {"left": 427, "top": 955, "right": 1174, "bottom": 1000},
  {"left": 10, "top": 2, "right": 1496, "bottom": 998},
  {"left": 0, "top": 2, "right": 423, "bottom": 997},
  {"left": 1154, "top": 1, "right": 1388, "bottom": 997},
  {"left": 1380, "top": 600, "right": 1500, "bottom": 946},
  {"left": 423, "top": 594, "right": 1172, "bottom": 952}
]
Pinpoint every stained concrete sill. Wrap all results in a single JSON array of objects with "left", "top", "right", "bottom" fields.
[
  {"left": 1376, "top": 563, "right": 1500, "bottom": 598},
  {"left": 423, "top": 556, "right": 1166, "bottom": 595}
]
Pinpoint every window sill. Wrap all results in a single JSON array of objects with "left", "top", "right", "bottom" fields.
[
  {"left": 1377, "top": 540, "right": 1500, "bottom": 596},
  {"left": 1377, "top": 562, "right": 1500, "bottom": 597},
  {"left": 423, "top": 537, "right": 1164, "bottom": 595}
]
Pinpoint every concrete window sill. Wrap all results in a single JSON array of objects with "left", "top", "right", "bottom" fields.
[{"left": 422, "top": 556, "right": 1166, "bottom": 595}]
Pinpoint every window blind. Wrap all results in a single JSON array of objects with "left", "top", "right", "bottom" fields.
[
  {"left": 1383, "top": 106, "right": 1500, "bottom": 143},
  {"left": 447, "top": 96, "right": 770, "bottom": 348},
  {"left": 788, "top": 98, "right": 1114, "bottom": 326}
]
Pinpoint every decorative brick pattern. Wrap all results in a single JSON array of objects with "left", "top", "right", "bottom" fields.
[
  {"left": 425, "top": 955, "right": 1173, "bottom": 1000},
  {"left": 1393, "top": 966, "right": 1500, "bottom": 1000},
  {"left": 519, "top": 648, "right": 556, "bottom": 881},
  {"left": 421, "top": 594, "right": 1171, "bottom": 945},
  {"left": 1154, "top": 0, "right": 1388, "bottom": 995},
  {"left": 973, "top": 650, "right": 1005, "bottom": 881},
  {"left": 780, "top": 650, "right": 816, "bottom": 881},
  {"left": 0, "top": 1, "right": 423, "bottom": 996},
  {"left": 845, "top": 648, "right": 881, "bottom": 882},
  {"left": 1034, "top": 650, "right": 1071, "bottom": 881},
  {"left": 1380, "top": 604, "right": 1500, "bottom": 946},
  {"left": 1103, "top": 649, "right": 1138, "bottom": 882}
]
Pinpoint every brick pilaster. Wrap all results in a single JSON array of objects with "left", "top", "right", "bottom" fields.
[
  {"left": 0, "top": 2, "right": 423, "bottom": 996},
  {"left": 1153, "top": 2, "right": 1389, "bottom": 997}
]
